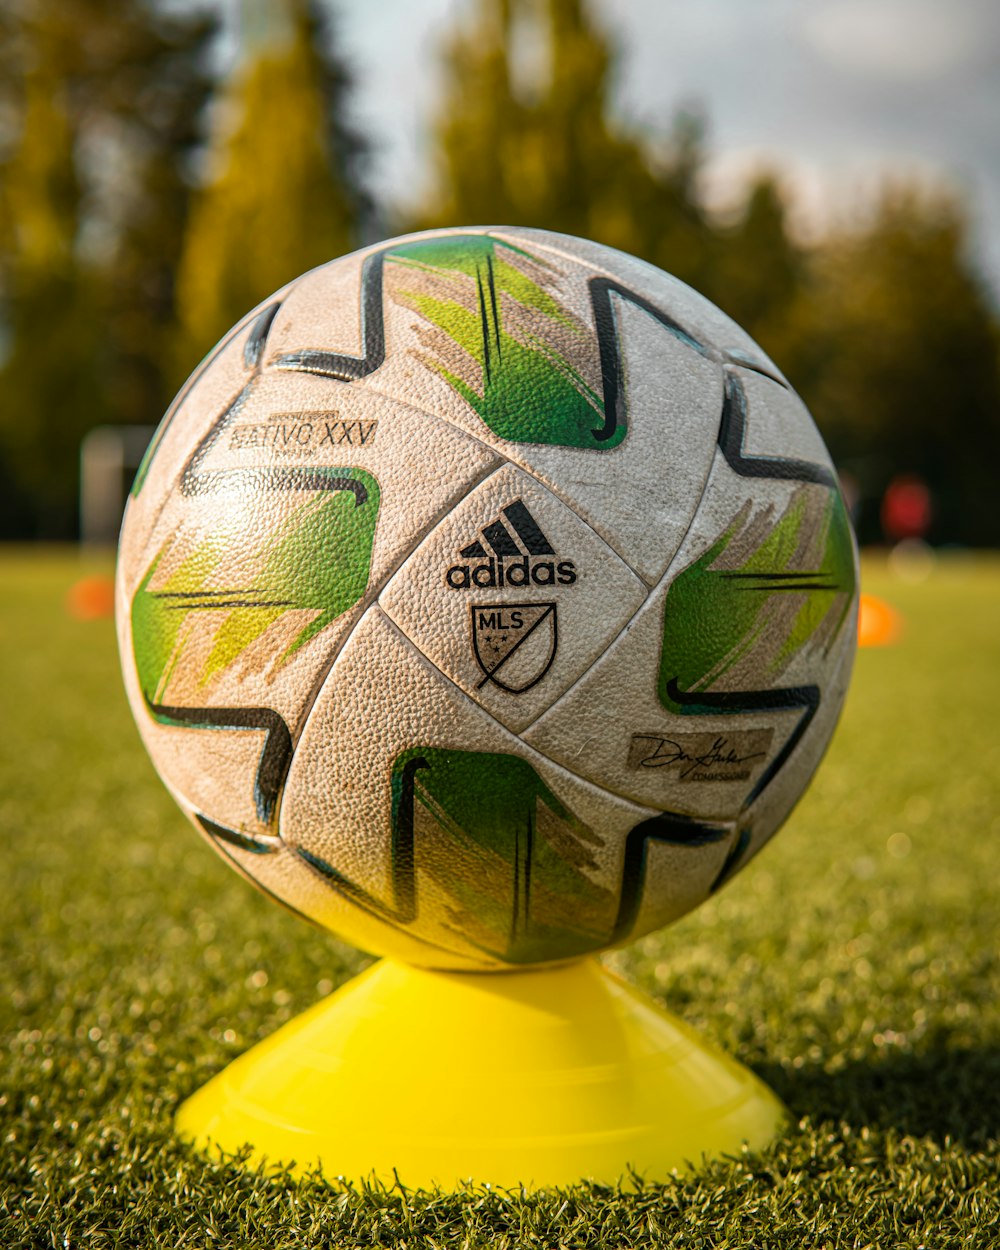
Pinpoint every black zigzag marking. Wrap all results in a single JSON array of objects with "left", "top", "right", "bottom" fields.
[
  {"left": 283, "top": 745, "right": 753, "bottom": 960},
  {"left": 177, "top": 372, "right": 371, "bottom": 503},
  {"left": 663, "top": 679, "right": 821, "bottom": 809},
  {"left": 196, "top": 815, "right": 280, "bottom": 856},
  {"left": 144, "top": 236, "right": 844, "bottom": 958},
  {"left": 189, "top": 730, "right": 433, "bottom": 943},
  {"left": 720, "top": 347, "right": 788, "bottom": 386},
  {"left": 132, "top": 300, "right": 286, "bottom": 496},
  {"left": 291, "top": 842, "right": 464, "bottom": 959},
  {"left": 273, "top": 251, "right": 387, "bottom": 380},
  {"left": 587, "top": 276, "right": 714, "bottom": 442},
  {"left": 664, "top": 678, "right": 821, "bottom": 894},
  {"left": 709, "top": 826, "right": 753, "bottom": 896},
  {"left": 201, "top": 825, "right": 321, "bottom": 930},
  {"left": 147, "top": 700, "right": 294, "bottom": 825},
  {"left": 615, "top": 363, "right": 839, "bottom": 930},
  {"left": 609, "top": 681, "right": 823, "bottom": 943},
  {"left": 153, "top": 287, "right": 373, "bottom": 501},
  {"left": 611, "top": 812, "right": 731, "bottom": 945},
  {"left": 387, "top": 755, "right": 424, "bottom": 923},
  {"left": 286, "top": 755, "right": 426, "bottom": 928},
  {"left": 243, "top": 301, "right": 282, "bottom": 369},
  {"left": 718, "top": 369, "right": 837, "bottom": 488},
  {"left": 289, "top": 755, "right": 475, "bottom": 961},
  {"left": 184, "top": 461, "right": 369, "bottom": 503}
]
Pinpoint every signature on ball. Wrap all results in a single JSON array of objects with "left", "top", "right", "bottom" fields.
[{"left": 628, "top": 733, "right": 770, "bottom": 783}]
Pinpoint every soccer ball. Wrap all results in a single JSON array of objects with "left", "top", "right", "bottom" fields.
[{"left": 117, "top": 227, "right": 858, "bottom": 971}]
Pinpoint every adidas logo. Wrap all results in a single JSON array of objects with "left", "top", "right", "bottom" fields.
[{"left": 445, "top": 499, "right": 578, "bottom": 590}]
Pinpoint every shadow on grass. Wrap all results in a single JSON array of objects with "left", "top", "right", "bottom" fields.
[{"left": 756, "top": 1044, "right": 1000, "bottom": 1148}]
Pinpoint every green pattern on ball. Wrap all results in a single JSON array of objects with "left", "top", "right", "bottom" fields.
[
  {"left": 132, "top": 469, "right": 379, "bottom": 704},
  {"left": 659, "top": 486, "right": 857, "bottom": 711},
  {"left": 388, "top": 234, "right": 619, "bottom": 448},
  {"left": 391, "top": 746, "right": 615, "bottom": 963}
]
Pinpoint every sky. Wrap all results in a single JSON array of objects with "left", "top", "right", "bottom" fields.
[{"left": 331, "top": 0, "right": 1000, "bottom": 295}]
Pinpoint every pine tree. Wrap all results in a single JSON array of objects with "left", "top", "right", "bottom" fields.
[
  {"left": 421, "top": 0, "right": 526, "bottom": 227},
  {"left": 637, "top": 108, "right": 718, "bottom": 295},
  {"left": 520, "top": 0, "right": 640, "bottom": 245},
  {"left": 174, "top": 0, "right": 367, "bottom": 374},
  {"left": 710, "top": 172, "right": 803, "bottom": 358},
  {"left": 414, "top": 0, "right": 716, "bottom": 287}
]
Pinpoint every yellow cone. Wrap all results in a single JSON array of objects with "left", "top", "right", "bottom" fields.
[{"left": 177, "top": 958, "right": 785, "bottom": 1190}]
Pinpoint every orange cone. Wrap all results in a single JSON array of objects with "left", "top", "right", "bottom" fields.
[
  {"left": 66, "top": 575, "right": 115, "bottom": 621},
  {"left": 858, "top": 592, "right": 902, "bottom": 647}
]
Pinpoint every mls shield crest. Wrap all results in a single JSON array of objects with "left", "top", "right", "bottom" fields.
[{"left": 470, "top": 602, "right": 558, "bottom": 694}]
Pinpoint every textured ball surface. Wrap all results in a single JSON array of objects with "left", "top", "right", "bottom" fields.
[{"left": 117, "top": 227, "right": 858, "bottom": 970}]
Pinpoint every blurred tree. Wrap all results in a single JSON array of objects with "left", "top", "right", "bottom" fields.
[
  {"left": 710, "top": 172, "right": 804, "bottom": 360},
  {"left": 637, "top": 108, "right": 719, "bottom": 296},
  {"left": 0, "top": 0, "right": 216, "bottom": 538},
  {"left": 413, "top": 0, "right": 716, "bottom": 287},
  {"left": 417, "top": 0, "right": 526, "bottom": 227},
  {"left": 174, "top": 0, "right": 368, "bottom": 374},
  {"left": 0, "top": 60, "right": 102, "bottom": 536},
  {"left": 788, "top": 186, "right": 1000, "bottom": 545},
  {"left": 90, "top": 4, "right": 218, "bottom": 434}
]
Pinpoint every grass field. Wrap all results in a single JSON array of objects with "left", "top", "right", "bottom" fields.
[{"left": 1, "top": 548, "right": 998, "bottom": 1248}]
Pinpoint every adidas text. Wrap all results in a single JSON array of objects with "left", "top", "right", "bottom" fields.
[{"left": 446, "top": 557, "right": 577, "bottom": 590}]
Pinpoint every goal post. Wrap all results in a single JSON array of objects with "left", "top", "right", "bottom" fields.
[{"left": 79, "top": 425, "right": 155, "bottom": 546}]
